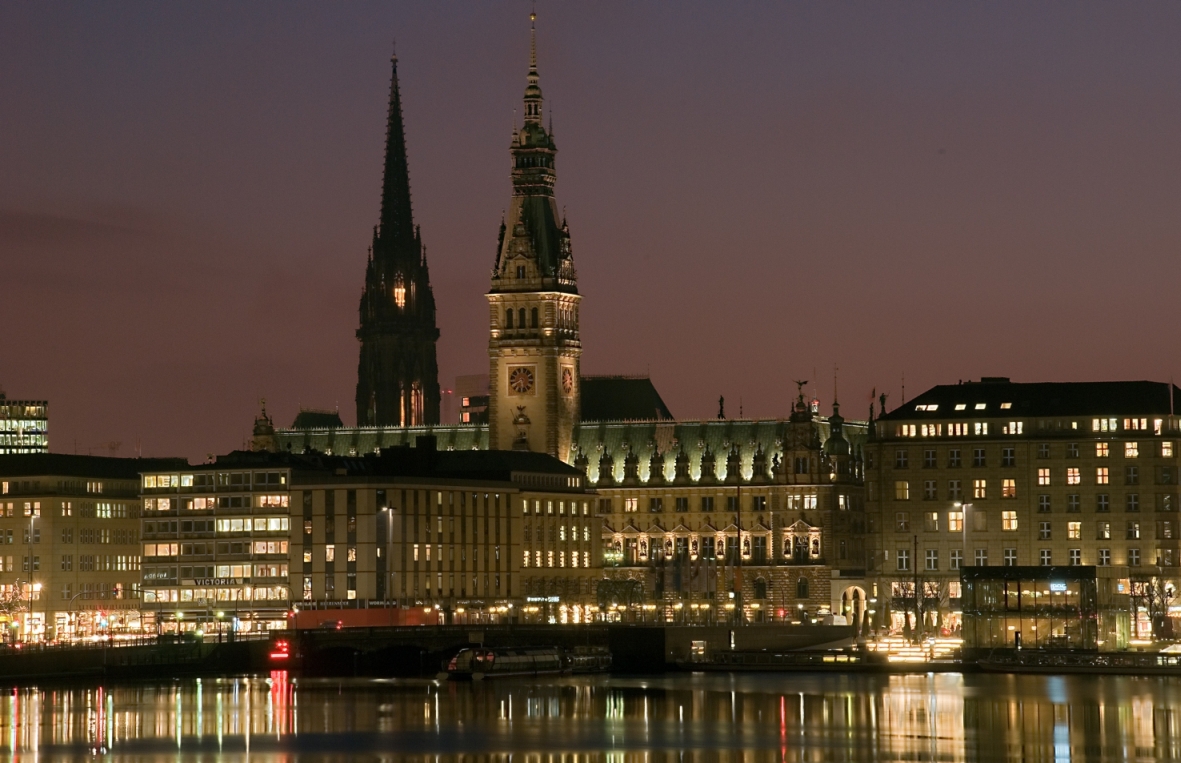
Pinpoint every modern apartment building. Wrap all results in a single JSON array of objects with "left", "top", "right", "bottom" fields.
[
  {"left": 140, "top": 437, "right": 596, "bottom": 634},
  {"left": 867, "top": 378, "right": 1181, "bottom": 638},
  {"left": 0, "top": 454, "right": 186, "bottom": 641}
]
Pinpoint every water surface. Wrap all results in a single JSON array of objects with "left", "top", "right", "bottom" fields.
[{"left": 4, "top": 671, "right": 1180, "bottom": 761}]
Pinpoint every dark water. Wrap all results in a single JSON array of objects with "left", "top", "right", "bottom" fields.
[{"left": 4, "top": 670, "right": 1181, "bottom": 761}]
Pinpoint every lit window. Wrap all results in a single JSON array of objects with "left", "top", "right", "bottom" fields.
[
  {"left": 974, "top": 403, "right": 986, "bottom": 410},
  {"left": 1002, "top": 511, "right": 1018, "bottom": 531},
  {"left": 1037, "top": 468, "right": 1050, "bottom": 486},
  {"left": 1096, "top": 467, "right": 1109, "bottom": 485},
  {"left": 974, "top": 422, "right": 989, "bottom": 435},
  {"left": 955, "top": 404, "right": 966, "bottom": 411},
  {"left": 1003, "top": 421, "right": 1023, "bottom": 435},
  {"left": 624, "top": 498, "right": 638, "bottom": 513},
  {"left": 1125, "top": 442, "right": 1139, "bottom": 458},
  {"left": 1164, "top": 442, "right": 1175, "bottom": 458},
  {"left": 1066, "top": 468, "right": 1081, "bottom": 485},
  {"left": 393, "top": 274, "right": 406, "bottom": 308},
  {"left": 1096, "top": 442, "right": 1109, "bottom": 458},
  {"left": 1000, "top": 403, "right": 1012, "bottom": 410},
  {"left": 894, "top": 481, "right": 910, "bottom": 501},
  {"left": 973, "top": 479, "right": 987, "bottom": 499},
  {"left": 1067, "top": 521, "right": 1081, "bottom": 540},
  {"left": 1002, "top": 479, "right": 1017, "bottom": 498},
  {"left": 948, "top": 511, "right": 963, "bottom": 532}
]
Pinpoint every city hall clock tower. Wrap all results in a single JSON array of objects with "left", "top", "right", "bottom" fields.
[{"left": 487, "top": 14, "right": 580, "bottom": 460}]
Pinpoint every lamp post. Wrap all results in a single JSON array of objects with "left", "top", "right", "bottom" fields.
[
  {"left": 26, "top": 513, "right": 38, "bottom": 643},
  {"left": 381, "top": 506, "right": 394, "bottom": 603}
]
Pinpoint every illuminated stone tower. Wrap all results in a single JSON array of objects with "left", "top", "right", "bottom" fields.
[
  {"left": 356, "top": 53, "right": 441, "bottom": 427},
  {"left": 487, "top": 14, "right": 581, "bottom": 460}
]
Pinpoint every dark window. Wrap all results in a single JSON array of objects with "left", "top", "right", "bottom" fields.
[
  {"left": 505, "top": 309, "right": 513, "bottom": 328},
  {"left": 1037, "top": 444, "right": 1050, "bottom": 459},
  {"left": 530, "top": 307, "right": 538, "bottom": 328},
  {"left": 948, "top": 450, "right": 962, "bottom": 468},
  {"left": 895, "top": 450, "right": 908, "bottom": 469},
  {"left": 796, "top": 577, "right": 809, "bottom": 599},
  {"left": 923, "top": 450, "right": 937, "bottom": 469},
  {"left": 1038, "top": 495, "right": 1051, "bottom": 513},
  {"left": 1002, "top": 448, "right": 1015, "bottom": 467},
  {"left": 973, "top": 449, "right": 987, "bottom": 468},
  {"left": 1126, "top": 466, "right": 1139, "bottom": 486}
]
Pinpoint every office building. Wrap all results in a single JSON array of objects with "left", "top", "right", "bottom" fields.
[
  {"left": 0, "top": 454, "right": 186, "bottom": 641},
  {"left": 867, "top": 377, "right": 1181, "bottom": 639}
]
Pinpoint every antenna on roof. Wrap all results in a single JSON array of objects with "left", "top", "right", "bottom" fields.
[{"left": 901, "top": 374, "right": 906, "bottom": 404}]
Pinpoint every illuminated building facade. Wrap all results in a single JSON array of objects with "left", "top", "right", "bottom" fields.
[
  {"left": 867, "top": 377, "right": 1181, "bottom": 639},
  {"left": 141, "top": 440, "right": 598, "bottom": 632},
  {"left": 583, "top": 391, "right": 869, "bottom": 625},
  {"left": 0, "top": 394, "right": 48, "bottom": 454},
  {"left": 0, "top": 454, "right": 185, "bottom": 641},
  {"left": 355, "top": 52, "right": 441, "bottom": 428},
  {"left": 269, "top": 20, "right": 871, "bottom": 624}
]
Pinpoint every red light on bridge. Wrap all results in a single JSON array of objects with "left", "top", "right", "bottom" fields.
[{"left": 269, "top": 639, "right": 290, "bottom": 661}]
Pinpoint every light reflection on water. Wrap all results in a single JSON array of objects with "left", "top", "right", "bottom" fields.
[{"left": 1, "top": 670, "right": 1180, "bottom": 761}]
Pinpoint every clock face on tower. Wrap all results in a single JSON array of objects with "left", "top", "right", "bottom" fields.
[
  {"left": 562, "top": 367, "right": 573, "bottom": 394},
  {"left": 509, "top": 366, "right": 535, "bottom": 395}
]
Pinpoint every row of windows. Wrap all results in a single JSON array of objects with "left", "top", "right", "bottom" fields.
[
  {"left": 894, "top": 469, "right": 1175, "bottom": 502},
  {"left": 894, "top": 478, "right": 1013, "bottom": 501},
  {"left": 616, "top": 495, "right": 822, "bottom": 513},
  {"left": 895, "top": 546, "right": 1161, "bottom": 571},
  {"left": 522, "top": 500, "right": 588, "bottom": 516},
  {"left": 144, "top": 540, "right": 290, "bottom": 558},
  {"left": 522, "top": 550, "right": 590, "bottom": 568},
  {"left": 894, "top": 416, "right": 1165, "bottom": 437},
  {"left": 143, "top": 472, "right": 287, "bottom": 490},
  {"left": 893, "top": 441, "right": 1176, "bottom": 468},
  {"left": 523, "top": 524, "right": 592, "bottom": 542},
  {"left": 895, "top": 510, "right": 1171, "bottom": 540}
]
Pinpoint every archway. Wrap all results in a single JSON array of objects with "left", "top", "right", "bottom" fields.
[{"left": 840, "top": 585, "right": 868, "bottom": 634}]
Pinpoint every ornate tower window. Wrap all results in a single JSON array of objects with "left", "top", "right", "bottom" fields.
[{"left": 393, "top": 274, "right": 406, "bottom": 309}]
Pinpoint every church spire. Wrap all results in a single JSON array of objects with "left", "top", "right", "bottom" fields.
[
  {"left": 378, "top": 50, "right": 414, "bottom": 248},
  {"left": 356, "top": 51, "right": 441, "bottom": 429}
]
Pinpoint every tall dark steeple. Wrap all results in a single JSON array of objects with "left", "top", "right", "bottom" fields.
[{"left": 356, "top": 52, "right": 441, "bottom": 428}]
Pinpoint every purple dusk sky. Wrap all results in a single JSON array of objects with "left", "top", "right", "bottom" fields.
[{"left": 3, "top": 3, "right": 1181, "bottom": 460}]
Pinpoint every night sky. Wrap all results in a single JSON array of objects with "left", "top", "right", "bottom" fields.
[{"left": 4, "top": 3, "right": 1181, "bottom": 460}]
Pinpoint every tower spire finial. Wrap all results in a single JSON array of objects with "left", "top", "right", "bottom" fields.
[{"left": 530, "top": 8, "right": 537, "bottom": 73}]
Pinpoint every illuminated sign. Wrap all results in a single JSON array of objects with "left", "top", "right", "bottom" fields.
[
  {"left": 525, "top": 596, "right": 560, "bottom": 603},
  {"left": 1050, "top": 582, "right": 1067, "bottom": 592}
]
